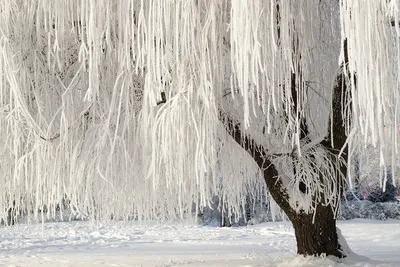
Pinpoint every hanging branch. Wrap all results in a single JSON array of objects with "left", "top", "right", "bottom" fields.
[
  {"left": 40, "top": 132, "right": 61, "bottom": 141},
  {"left": 219, "top": 112, "right": 296, "bottom": 219},
  {"left": 39, "top": 103, "right": 93, "bottom": 142},
  {"left": 156, "top": 92, "right": 167, "bottom": 106}
]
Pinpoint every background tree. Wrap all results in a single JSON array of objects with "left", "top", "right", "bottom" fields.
[{"left": 0, "top": 0, "right": 399, "bottom": 258}]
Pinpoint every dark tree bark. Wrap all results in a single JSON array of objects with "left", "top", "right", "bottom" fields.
[
  {"left": 6, "top": 206, "right": 15, "bottom": 226},
  {"left": 291, "top": 204, "right": 342, "bottom": 257}
]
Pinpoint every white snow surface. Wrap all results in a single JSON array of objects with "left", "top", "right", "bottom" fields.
[{"left": 0, "top": 219, "right": 399, "bottom": 267}]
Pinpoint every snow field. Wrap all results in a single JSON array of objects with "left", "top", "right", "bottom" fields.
[{"left": 0, "top": 219, "right": 399, "bottom": 266}]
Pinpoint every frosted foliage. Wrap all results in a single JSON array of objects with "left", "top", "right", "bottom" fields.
[
  {"left": 217, "top": 133, "right": 267, "bottom": 224},
  {"left": 230, "top": 0, "right": 340, "bottom": 136},
  {"left": 341, "top": 0, "right": 400, "bottom": 184},
  {"left": 0, "top": 1, "right": 399, "bottom": 221}
]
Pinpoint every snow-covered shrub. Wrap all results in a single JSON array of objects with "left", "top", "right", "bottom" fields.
[
  {"left": 344, "top": 187, "right": 364, "bottom": 201},
  {"left": 366, "top": 170, "right": 397, "bottom": 203},
  {"left": 339, "top": 200, "right": 400, "bottom": 220},
  {"left": 383, "top": 201, "right": 400, "bottom": 219},
  {"left": 198, "top": 195, "right": 286, "bottom": 226},
  {"left": 345, "top": 167, "right": 397, "bottom": 203}
]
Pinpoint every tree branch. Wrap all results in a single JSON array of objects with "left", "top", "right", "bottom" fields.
[
  {"left": 321, "top": 39, "right": 350, "bottom": 157},
  {"left": 220, "top": 113, "right": 296, "bottom": 218},
  {"left": 156, "top": 92, "right": 167, "bottom": 105}
]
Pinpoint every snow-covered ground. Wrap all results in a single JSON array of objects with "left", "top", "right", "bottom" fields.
[{"left": 0, "top": 219, "right": 399, "bottom": 267}]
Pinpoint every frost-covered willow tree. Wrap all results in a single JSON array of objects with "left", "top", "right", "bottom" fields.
[{"left": 1, "top": 0, "right": 400, "bottom": 258}]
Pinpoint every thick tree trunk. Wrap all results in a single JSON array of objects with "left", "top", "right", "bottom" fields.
[
  {"left": 222, "top": 42, "right": 349, "bottom": 257},
  {"left": 261, "top": 163, "right": 344, "bottom": 257},
  {"left": 291, "top": 205, "right": 343, "bottom": 258}
]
